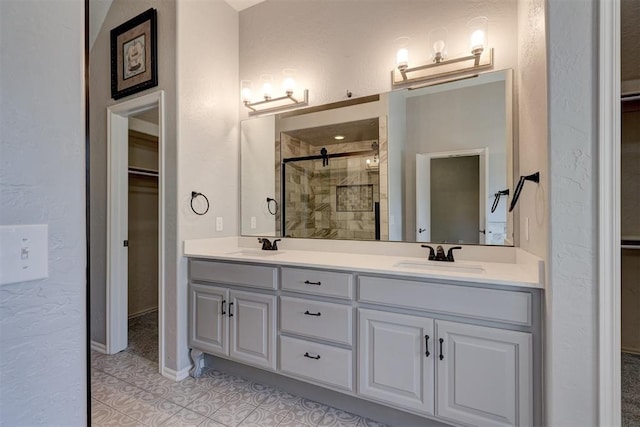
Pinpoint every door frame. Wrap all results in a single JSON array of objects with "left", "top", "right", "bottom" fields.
[
  {"left": 598, "top": 0, "right": 621, "bottom": 424},
  {"left": 106, "top": 91, "right": 165, "bottom": 375},
  {"left": 415, "top": 148, "right": 488, "bottom": 243}
]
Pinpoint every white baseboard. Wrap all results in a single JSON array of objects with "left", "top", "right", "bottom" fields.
[
  {"left": 162, "top": 365, "right": 191, "bottom": 381},
  {"left": 91, "top": 341, "right": 108, "bottom": 354}
]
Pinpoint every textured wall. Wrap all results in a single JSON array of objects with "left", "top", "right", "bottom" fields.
[
  {"left": 0, "top": 0, "right": 86, "bottom": 425},
  {"left": 175, "top": 0, "right": 239, "bottom": 372},
  {"left": 516, "top": 0, "right": 548, "bottom": 259},
  {"left": 546, "top": 0, "right": 598, "bottom": 425},
  {"left": 89, "top": 0, "right": 178, "bottom": 351}
]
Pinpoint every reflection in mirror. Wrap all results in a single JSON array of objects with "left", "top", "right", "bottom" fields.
[{"left": 240, "top": 69, "right": 513, "bottom": 246}]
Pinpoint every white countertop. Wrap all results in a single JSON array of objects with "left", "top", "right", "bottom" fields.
[{"left": 184, "top": 237, "right": 544, "bottom": 289}]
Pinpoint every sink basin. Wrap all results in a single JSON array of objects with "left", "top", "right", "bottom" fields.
[
  {"left": 226, "top": 249, "right": 284, "bottom": 257},
  {"left": 393, "top": 260, "right": 485, "bottom": 274}
]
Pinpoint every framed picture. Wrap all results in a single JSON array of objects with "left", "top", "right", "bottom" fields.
[{"left": 110, "top": 8, "right": 158, "bottom": 100}]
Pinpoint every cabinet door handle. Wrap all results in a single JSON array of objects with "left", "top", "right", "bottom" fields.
[
  {"left": 229, "top": 302, "right": 234, "bottom": 317},
  {"left": 304, "top": 352, "right": 321, "bottom": 360},
  {"left": 304, "top": 280, "right": 322, "bottom": 286},
  {"left": 304, "top": 310, "right": 321, "bottom": 316},
  {"left": 439, "top": 338, "right": 444, "bottom": 360},
  {"left": 424, "top": 335, "right": 430, "bottom": 358},
  {"left": 221, "top": 299, "right": 226, "bottom": 315}
]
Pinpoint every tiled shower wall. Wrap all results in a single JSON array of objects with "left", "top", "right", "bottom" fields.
[{"left": 281, "top": 137, "right": 382, "bottom": 240}]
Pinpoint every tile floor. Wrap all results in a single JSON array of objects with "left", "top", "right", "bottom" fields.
[
  {"left": 622, "top": 352, "right": 640, "bottom": 427},
  {"left": 91, "top": 350, "right": 389, "bottom": 427}
]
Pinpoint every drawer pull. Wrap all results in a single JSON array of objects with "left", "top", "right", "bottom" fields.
[
  {"left": 304, "top": 352, "right": 321, "bottom": 360},
  {"left": 221, "top": 299, "right": 226, "bottom": 315},
  {"left": 439, "top": 338, "right": 444, "bottom": 360},
  {"left": 229, "top": 302, "right": 234, "bottom": 317},
  {"left": 304, "top": 280, "right": 322, "bottom": 286},
  {"left": 424, "top": 334, "right": 430, "bottom": 358},
  {"left": 304, "top": 310, "right": 322, "bottom": 316}
]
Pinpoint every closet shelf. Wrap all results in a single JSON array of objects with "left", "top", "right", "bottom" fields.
[
  {"left": 621, "top": 235, "right": 640, "bottom": 250},
  {"left": 129, "top": 166, "right": 158, "bottom": 178}
]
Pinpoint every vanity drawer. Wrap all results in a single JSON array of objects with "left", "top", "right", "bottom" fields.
[
  {"left": 280, "top": 297, "right": 353, "bottom": 345},
  {"left": 358, "top": 276, "right": 532, "bottom": 326},
  {"left": 281, "top": 267, "right": 354, "bottom": 299},
  {"left": 190, "top": 260, "right": 278, "bottom": 290},
  {"left": 279, "top": 336, "right": 353, "bottom": 392}
]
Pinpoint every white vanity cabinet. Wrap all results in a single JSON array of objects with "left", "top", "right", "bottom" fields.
[
  {"left": 357, "top": 275, "right": 534, "bottom": 427},
  {"left": 358, "top": 309, "right": 435, "bottom": 415},
  {"left": 188, "top": 260, "right": 278, "bottom": 375}
]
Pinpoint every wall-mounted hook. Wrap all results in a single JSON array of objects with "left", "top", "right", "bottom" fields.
[
  {"left": 346, "top": 90, "right": 353, "bottom": 98},
  {"left": 508, "top": 172, "right": 540, "bottom": 212}
]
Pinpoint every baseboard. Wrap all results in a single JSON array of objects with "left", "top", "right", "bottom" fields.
[
  {"left": 90, "top": 341, "right": 107, "bottom": 354},
  {"left": 162, "top": 364, "right": 190, "bottom": 381}
]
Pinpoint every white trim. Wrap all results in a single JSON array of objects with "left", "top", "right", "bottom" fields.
[
  {"left": 106, "top": 91, "right": 166, "bottom": 377},
  {"left": 598, "top": 0, "right": 621, "bottom": 426},
  {"left": 90, "top": 340, "right": 108, "bottom": 354},
  {"left": 162, "top": 365, "right": 191, "bottom": 382},
  {"left": 129, "top": 116, "right": 159, "bottom": 137}
]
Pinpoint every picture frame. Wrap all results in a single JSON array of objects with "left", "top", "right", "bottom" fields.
[{"left": 110, "top": 8, "right": 158, "bottom": 100}]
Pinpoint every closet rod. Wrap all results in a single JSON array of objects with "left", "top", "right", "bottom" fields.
[
  {"left": 621, "top": 94, "right": 640, "bottom": 102},
  {"left": 128, "top": 167, "right": 158, "bottom": 178},
  {"left": 621, "top": 239, "right": 640, "bottom": 250}
]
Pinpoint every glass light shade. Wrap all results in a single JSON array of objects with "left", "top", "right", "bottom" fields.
[
  {"left": 394, "top": 37, "right": 410, "bottom": 69},
  {"left": 427, "top": 27, "right": 447, "bottom": 62},
  {"left": 240, "top": 80, "right": 252, "bottom": 103},
  {"left": 282, "top": 69, "right": 296, "bottom": 94},
  {"left": 467, "top": 16, "right": 488, "bottom": 53},
  {"left": 260, "top": 74, "right": 273, "bottom": 99}
]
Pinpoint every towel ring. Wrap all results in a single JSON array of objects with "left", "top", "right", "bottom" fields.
[{"left": 190, "top": 191, "right": 210, "bottom": 216}]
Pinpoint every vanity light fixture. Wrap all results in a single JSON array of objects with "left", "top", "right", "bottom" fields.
[
  {"left": 242, "top": 69, "right": 309, "bottom": 116},
  {"left": 391, "top": 17, "right": 493, "bottom": 88}
]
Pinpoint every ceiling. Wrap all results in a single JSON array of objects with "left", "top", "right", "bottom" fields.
[{"left": 283, "top": 118, "right": 379, "bottom": 147}]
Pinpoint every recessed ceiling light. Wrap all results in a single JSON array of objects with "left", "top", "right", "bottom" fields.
[{"left": 334, "top": 135, "right": 345, "bottom": 140}]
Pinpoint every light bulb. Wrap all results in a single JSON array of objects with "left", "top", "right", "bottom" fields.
[
  {"left": 470, "top": 29, "right": 485, "bottom": 52},
  {"left": 396, "top": 48, "right": 409, "bottom": 70},
  {"left": 428, "top": 27, "right": 447, "bottom": 63},
  {"left": 433, "top": 40, "right": 445, "bottom": 54},
  {"left": 260, "top": 74, "right": 273, "bottom": 100},
  {"left": 282, "top": 69, "right": 296, "bottom": 95},
  {"left": 240, "top": 80, "right": 252, "bottom": 103}
]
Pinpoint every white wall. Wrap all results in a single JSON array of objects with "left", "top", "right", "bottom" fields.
[
  {"left": 546, "top": 0, "right": 598, "bottom": 425},
  {"left": 0, "top": 1, "right": 86, "bottom": 425},
  {"left": 175, "top": 0, "right": 240, "bottom": 372}
]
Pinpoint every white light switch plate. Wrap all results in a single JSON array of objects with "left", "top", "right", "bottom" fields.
[{"left": 0, "top": 224, "right": 48, "bottom": 285}]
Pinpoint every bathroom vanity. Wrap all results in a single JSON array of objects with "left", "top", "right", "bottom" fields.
[{"left": 185, "top": 238, "right": 543, "bottom": 427}]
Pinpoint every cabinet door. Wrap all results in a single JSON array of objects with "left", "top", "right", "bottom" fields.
[
  {"left": 436, "top": 320, "right": 532, "bottom": 427},
  {"left": 358, "top": 309, "right": 434, "bottom": 416},
  {"left": 189, "top": 283, "right": 228, "bottom": 356},
  {"left": 229, "top": 290, "right": 276, "bottom": 370}
]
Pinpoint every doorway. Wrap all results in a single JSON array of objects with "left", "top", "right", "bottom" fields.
[
  {"left": 106, "top": 91, "right": 165, "bottom": 373},
  {"left": 415, "top": 149, "right": 489, "bottom": 244}
]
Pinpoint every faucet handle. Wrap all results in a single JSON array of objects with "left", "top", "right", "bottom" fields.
[
  {"left": 446, "top": 246, "right": 462, "bottom": 262},
  {"left": 258, "top": 238, "right": 272, "bottom": 250},
  {"left": 421, "top": 244, "right": 436, "bottom": 260},
  {"left": 272, "top": 239, "right": 281, "bottom": 250}
]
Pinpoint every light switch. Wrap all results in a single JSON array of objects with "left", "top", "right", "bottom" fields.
[
  {"left": 0, "top": 224, "right": 48, "bottom": 285},
  {"left": 250, "top": 216, "right": 257, "bottom": 229}
]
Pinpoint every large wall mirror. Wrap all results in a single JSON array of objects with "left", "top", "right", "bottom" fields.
[{"left": 241, "top": 69, "right": 514, "bottom": 246}]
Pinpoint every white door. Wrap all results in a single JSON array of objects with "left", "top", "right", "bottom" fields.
[
  {"left": 229, "top": 290, "right": 276, "bottom": 370},
  {"left": 189, "top": 284, "right": 228, "bottom": 356},
  {"left": 436, "top": 320, "right": 533, "bottom": 427},
  {"left": 416, "top": 149, "right": 488, "bottom": 244},
  {"left": 358, "top": 309, "right": 435, "bottom": 415}
]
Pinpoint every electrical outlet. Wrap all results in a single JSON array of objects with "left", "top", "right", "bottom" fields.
[
  {"left": 250, "top": 216, "right": 257, "bottom": 229},
  {"left": 216, "top": 217, "right": 223, "bottom": 232}
]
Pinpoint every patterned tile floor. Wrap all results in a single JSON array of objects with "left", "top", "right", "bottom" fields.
[
  {"left": 622, "top": 352, "right": 640, "bottom": 427},
  {"left": 91, "top": 350, "right": 389, "bottom": 427},
  {"left": 127, "top": 310, "right": 159, "bottom": 363}
]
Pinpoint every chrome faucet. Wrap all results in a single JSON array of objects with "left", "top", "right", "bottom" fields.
[{"left": 258, "top": 238, "right": 281, "bottom": 251}]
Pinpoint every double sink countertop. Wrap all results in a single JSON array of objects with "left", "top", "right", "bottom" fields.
[{"left": 184, "top": 237, "right": 544, "bottom": 289}]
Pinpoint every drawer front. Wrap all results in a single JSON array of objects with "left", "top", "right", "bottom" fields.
[
  {"left": 280, "top": 296, "right": 353, "bottom": 345},
  {"left": 358, "top": 276, "right": 532, "bottom": 326},
  {"left": 281, "top": 267, "right": 354, "bottom": 299},
  {"left": 190, "top": 260, "right": 278, "bottom": 290},
  {"left": 279, "top": 336, "right": 353, "bottom": 391}
]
